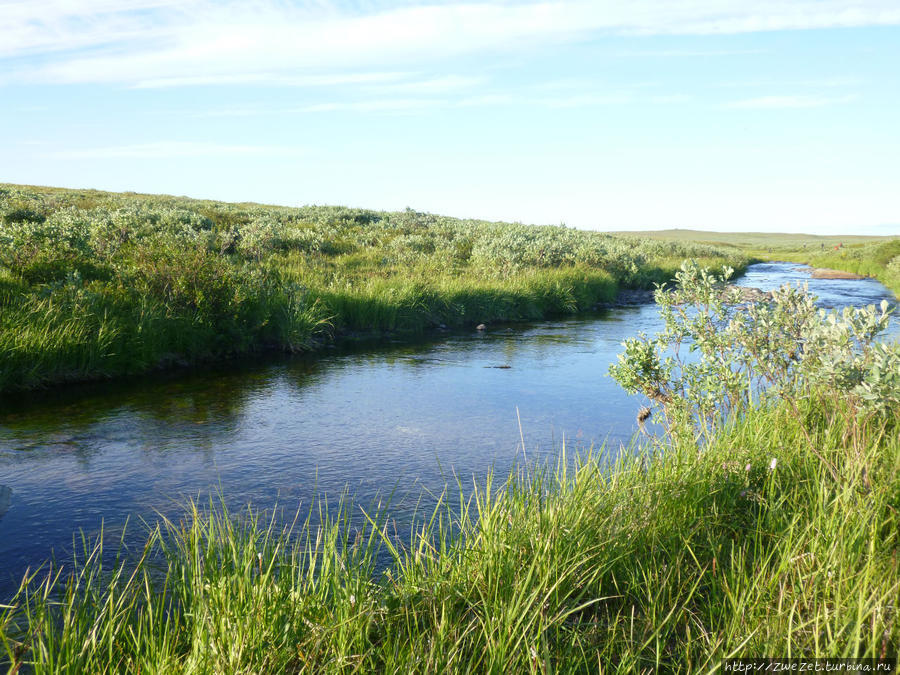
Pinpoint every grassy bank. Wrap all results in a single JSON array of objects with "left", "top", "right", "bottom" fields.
[
  {"left": 0, "top": 184, "right": 747, "bottom": 392},
  {"left": 1, "top": 391, "right": 897, "bottom": 673}
]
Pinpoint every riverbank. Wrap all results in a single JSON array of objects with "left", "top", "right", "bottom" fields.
[
  {"left": 769, "top": 239, "right": 900, "bottom": 296},
  {"left": 0, "top": 184, "right": 747, "bottom": 393},
  {"left": 613, "top": 230, "right": 900, "bottom": 299},
  {"left": 2, "top": 389, "right": 896, "bottom": 672}
]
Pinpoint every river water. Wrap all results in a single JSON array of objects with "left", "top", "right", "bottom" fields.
[{"left": 0, "top": 262, "right": 896, "bottom": 597}]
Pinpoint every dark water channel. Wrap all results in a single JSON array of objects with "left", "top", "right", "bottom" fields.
[{"left": 0, "top": 262, "right": 897, "bottom": 597}]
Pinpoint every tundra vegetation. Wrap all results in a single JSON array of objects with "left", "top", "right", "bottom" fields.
[
  {"left": 0, "top": 184, "right": 746, "bottom": 393},
  {"left": 2, "top": 263, "right": 898, "bottom": 673}
]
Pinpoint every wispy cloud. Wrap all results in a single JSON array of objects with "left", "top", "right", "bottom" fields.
[
  {"left": 722, "top": 94, "right": 858, "bottom": 109},
  {"left": 621, "top": 49, "right": 766, "bottom": 57},
  {"left": 46, "top": 141, "right": 305, "bottom": 159},
  {"left": 649, "top": 94, "right": 692, "bottom": 104},
  {"left": 360, "top": 75, "right": 487, "bottom": 95},
  {"left": 131, "top": 72, "right": 411, "bottom": 90},
  {"left": 0, "top": 0, "right": 184, "bottom": 57},
  {"left": 3, "top": 1, "right": 900, "bottom": 86},
  {"left": 541, "top": 93, "right": 633, "bottom": 108},
  {"left": 456, "top": 94, "right": 516, "bottom": 107},
  {"left": 716, "top": 77, "right": 860, "bottom": 89},
  {"left": 180, "top": 89, "right": 642, "bottom": 117},
  {"left": 296, "top": 99, "right": 440, "bottom": 113}
]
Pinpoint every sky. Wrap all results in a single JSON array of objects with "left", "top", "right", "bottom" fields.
[{"left": 1, "top": 1, "right": 899, "bottom": 235}]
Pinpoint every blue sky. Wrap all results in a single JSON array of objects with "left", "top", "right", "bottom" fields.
[{"left": 1, "top": 1, "right": 899, "bottom": 234}]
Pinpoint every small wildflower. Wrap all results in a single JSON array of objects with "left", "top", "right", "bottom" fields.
[
  {"left": 745, "top": 463, "right": 752, "bottom": 472},
  {"left": 769, "top": 457, "right": 777, "bottom": 471},
  {"left": 349, "top": 594, "right": 356, "bottom": 606}
]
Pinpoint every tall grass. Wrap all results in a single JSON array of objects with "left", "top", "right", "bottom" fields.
[{"left": 2, "top": 392, "right": 897, "bottom": 673}]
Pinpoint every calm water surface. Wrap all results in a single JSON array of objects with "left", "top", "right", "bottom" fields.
[{"left": 0, "top": 262, "right": 896, "bottom": 596}]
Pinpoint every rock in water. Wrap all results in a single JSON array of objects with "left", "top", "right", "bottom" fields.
[
  {"left": 0, "top": 485, "right": 11, "bottom": 521},
  {"left": 723, "top": 285, "right": 773, "bottom": 303}
]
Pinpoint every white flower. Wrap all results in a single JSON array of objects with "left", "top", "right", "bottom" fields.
[{"left": 769, "top": 457, "right": 777, "bottom": 471}]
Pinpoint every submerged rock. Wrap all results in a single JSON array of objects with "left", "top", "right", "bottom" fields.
[
  {"left": 594, "top": 289, "right": 655, "bottom": 309},
  {"left": 594, "top": 284, "right": 774, "bottom": 310},
  {"left": 617, "top": 289, "right": 656, "bottom": 305},
  {"left": 726, "top": 285, "right": 773, "bottom": 303},
  {"left": 0, "top": 485, "right": 10, "bottom": 522}
]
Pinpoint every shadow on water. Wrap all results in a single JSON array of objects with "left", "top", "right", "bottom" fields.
[{"left": 0, "top": 262, "right": 896, "bottom": 598}]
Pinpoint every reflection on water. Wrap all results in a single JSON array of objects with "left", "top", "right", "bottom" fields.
[{"left": 0, "top": 262, "right": 896, "bottom": 597}]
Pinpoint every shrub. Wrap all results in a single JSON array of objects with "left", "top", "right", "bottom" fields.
[{"left": 611, "top": 261, "right": 899, "bottom": 445}]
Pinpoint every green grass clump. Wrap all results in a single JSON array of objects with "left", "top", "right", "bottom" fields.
[
  {"left": 0, "top": 184, "right": 747, "bottom": 392},
  {"left": 2, "top": 391, "right": 897, "bottom": 673}
]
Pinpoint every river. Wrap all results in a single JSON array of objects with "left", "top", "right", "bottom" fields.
[{"left": 0, "top": 262, "right": 896, "bottom": 597}]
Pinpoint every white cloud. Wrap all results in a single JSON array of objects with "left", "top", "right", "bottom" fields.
[
  {"left": 621, "top": 48, "right": 766, "bottom": 57},
  {"left": 716, "top": 77, "right": 860, "bottom": 89},
  {"left": 178, "top": 89, "right": 642, "bottom": 117},
  {"left": 131, "top": 71, "right": 411, "bottom": 89},
  {"left": 541, "top": 92, "right": 633, "bottom": 108},
  {"left": 722, "top": 94, "right": 857, "bottom": 109},
  {"left": 0, "top": 0, "right": 186, "bottom": 57},
  {"left": 649, "top": 94, "right": 692, "bottom": 104},
  {"left": 455, "top": 93, "right": 514, "bottom": 107},
  {"left": 46, "top": 141, "right": 305, "bottom": 159},
  {"left": 296, "top": 98, "right": 439, "bottom": 113},
  {"left": 3, "top": 1, "right": 900, "bottom": 86},
  {"left": 360, "top": 74, "right": 486, "bottom": 94}
]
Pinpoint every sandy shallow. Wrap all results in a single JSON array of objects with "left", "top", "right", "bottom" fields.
[{"left": 809, "top": 268, "right": 865, "bottom": 280}]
